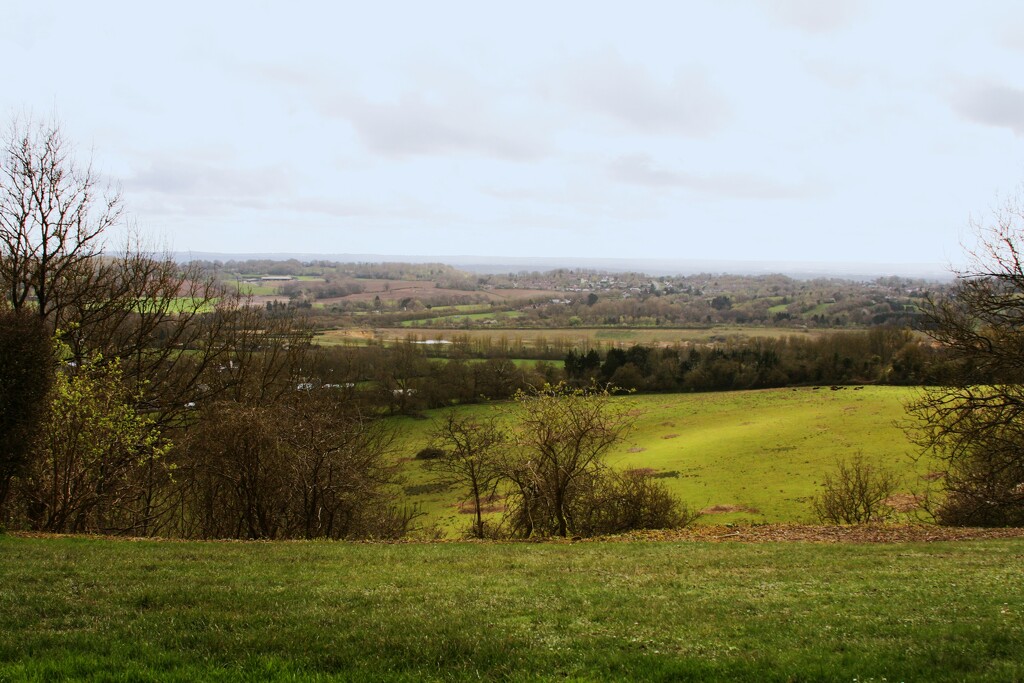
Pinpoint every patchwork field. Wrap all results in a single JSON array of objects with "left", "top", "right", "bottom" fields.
[
  {"left": 317, "top": 325, "right": 839, "bottom": 348},
  {"left": 392, "top": 386, "right": 931, "bottom": 533}
]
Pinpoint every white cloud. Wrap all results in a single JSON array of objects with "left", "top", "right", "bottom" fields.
[
  {"left": 249, "top": 64, "right": 548, "bottom": 161},
  {"left": 125, "top": 157, "right": 292, "bottom": 199},
  {"left": 764, "top": 0, "right": 866, "bottom": 33},
  {"left": 550, "top": 51, "right": 731, "bottom": 137},
  {"left": 609, "top": 154, "right": 823, "bottom": 200},
  {"left": 949, "top": 82, "right": 1024, "bottom": 136},
  {"left": 330, "top": 93, "right": 546, "bottom": 160}
]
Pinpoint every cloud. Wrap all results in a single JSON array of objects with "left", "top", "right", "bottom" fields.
[
  {"left": 551, "top": 51, "right": 731, "bottom": 137},
  {"left": 609, "top": 154, "right": 822, "bottom": 200},
  {"left": 765, "top": 0, "right": 866, "bottom": 33},
  {"left": 125, "top": 157, "right": 291, "bottom": 198},
  {"left": 331, "top": 93, "right": 545, "bottom": 160},
  {"left": 949, "top": 82, "right": 1024, "bottom": 136},
  {"left": 247, "top": 63, "right": 547, "bottom": 161},
  {"left": 121, "top": 155, "right": 295, "bottom": 219}
]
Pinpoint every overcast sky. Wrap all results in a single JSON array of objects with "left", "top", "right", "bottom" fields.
[{"left": 5, "top": 1, "right": 1024, "bottom": 268}]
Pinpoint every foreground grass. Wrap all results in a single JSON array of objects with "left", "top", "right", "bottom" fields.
[{"left": 1, "top": 535, "right": 1022, "bottom": 681}]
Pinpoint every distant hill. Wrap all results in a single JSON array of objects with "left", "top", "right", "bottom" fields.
[{"left": 173, "top": 251, "right": 954, "bottom": 281}]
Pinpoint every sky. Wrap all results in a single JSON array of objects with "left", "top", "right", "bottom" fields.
[{"left": 5, "top": 1, "right": 1024, "bottom": 270}]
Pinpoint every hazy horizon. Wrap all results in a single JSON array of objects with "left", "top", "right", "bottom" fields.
[
  {"left": 174, "top": 250, "right": 955, "bottom": 281},
  {"left": 7, "top": 2, "right": 1024, "bottom": 268}
]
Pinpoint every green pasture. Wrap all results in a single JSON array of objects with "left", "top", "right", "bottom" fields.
[
  {"left": 135, "top": 297, "right": 218, "bottom": 314},
  {"left": 420, "top": 304, "right": 492, "bottom": 315},
  {"left": 231, "top": 281, "right": 279, "bottom": 296},
  {"left": 1, "top": 534, "right": 1021, "bottom": 681},
  {"left": 399, "top": 310, "right": 525, "bottom": 327},
  {"left": 392, "top": 387, "right": 930, "bottom": 533},
  {"left": 804, "top": 302, "right": 836, "bottom": 317}
]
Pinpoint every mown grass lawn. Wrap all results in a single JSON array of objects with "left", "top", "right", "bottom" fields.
[{"left": 1, "top": 534, "right": 1021, "bottom": 681}]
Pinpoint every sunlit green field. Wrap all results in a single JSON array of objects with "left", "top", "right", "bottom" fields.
[
  {"left": 2, "top": 534, "right": 1021, "bottom": 681},
  {"left": 399, "top": 310, "right": 525, "bottom": 326},
  {"left": 392, "top": 387, "right": 930, "bottom": 533},
  {"left": 135, "top": 297, "right": 219, "bottom": 313}
]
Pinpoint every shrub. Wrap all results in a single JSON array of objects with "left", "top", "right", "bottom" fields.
[
  {"left": 813, "top": 454, "right": 899, "bottom": 525},
  {"left": 574, "top": 468, "right": 700, "bottom": 536},
  {"left": 415, "top": 447, "right": 445, "bottom": 460}
]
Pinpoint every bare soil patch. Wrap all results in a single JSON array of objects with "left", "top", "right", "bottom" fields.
[
  {"left": 700, "top": 504, "right": 762, "bottom": 515},
  {"left": 455, "top": 495, "right": 505, "bottom": 515},
  {"left": 884, "top": 493, "right": 922, "bottom": 513}
]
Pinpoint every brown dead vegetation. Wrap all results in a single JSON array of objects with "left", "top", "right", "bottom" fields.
[
  {"left": 700, "top": 504, "right": 762, "bottom": 515},
  {"left": 883, "top": 493, "right": 923, "bottom": 513},
  {"left": 588, "top": 524, "right": 1024, "bottom": 543}
]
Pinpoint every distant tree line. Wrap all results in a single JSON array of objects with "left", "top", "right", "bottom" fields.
[{"left": 564, "top": 328, "right": 947, "bottom": 392}]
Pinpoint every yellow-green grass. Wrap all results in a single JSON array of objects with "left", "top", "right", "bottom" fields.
[
  {"left": 1, "top": 534, "right": 1021, "bottom": 681},
  {"left": 804, "top": 302, "right": 836, "bottom": 316},
  {"left": 234, "top": 282, "right": 279, "bottom": 296},
  {"left": 393, "top": 387, "right": 931, "bottom": 533},
  {"left": 134, "top": 297, "right": 218, "bottom": 314},
  {"left": 399, "top": 311, "right": 525, "bottom": 327},
  {"left": 605, "top": 386, "right": 927, "bottom": 524}
]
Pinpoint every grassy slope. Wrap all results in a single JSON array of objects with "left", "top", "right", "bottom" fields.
[
  {"left": 394, "top": 387, "right": 930, "bottom": 532},
  {"left": 1, "top": 534, "right": 1020, "bottom": 681}
]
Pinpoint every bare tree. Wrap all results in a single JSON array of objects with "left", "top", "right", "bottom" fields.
[
  {"left": 426, "top": 411, "right": 505, "bottom": 538},
  {"left": 0, "top": 116, "right": 123, "bottom": 319},
  {"left": 0, "top": 116, "right": 243, "bottom": 427},
  {"left": 502, "top": 383, "right": 632, "bottom": 538},
  {"left": 906, "top": 192, "right": 1024, "bottom": 526}
]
